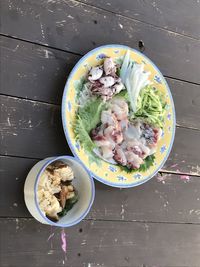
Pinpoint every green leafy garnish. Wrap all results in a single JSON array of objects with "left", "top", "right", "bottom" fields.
[
  {"left": 58, "top": 192, "right": 79, "bottom": 217},
  {"left": 118, "top": 154, "right": 155, "bottom": 173},
  {"left": 74, "top": 98, "right": 106, "bottom": 153},
  {"left": 78, "top": 98, "right": 105, "bottom": 132},
  {"left": 133, "top": 85, "right": 166, "bottom": 128},
  {"left": 74, "top": 115, "right": 96, "bottom": 152},
  {"left": 74, "top": 76, "right": 86, "bottom": 100}
]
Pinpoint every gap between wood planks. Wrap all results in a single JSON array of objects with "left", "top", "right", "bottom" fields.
[
  {"left": 0, "top": 93, "right": 200, "bottom": 134},
  {"left": 74, "top": 0, "right": 200, "bottom": 41},
  {"left": 1, "top": 216, "right": 200, "bottom": 226},
  {"left": 0, "top": 154, "right": 199, "bottom": 178},
  {"left": 0, "top": 33, "right": 83, "bottom": 56},
  {"left": 2, "top": 0, "right": 200, "bottom": 42},
  {"left": 1, "top": 33, "right": 200, "bottom": 87}
]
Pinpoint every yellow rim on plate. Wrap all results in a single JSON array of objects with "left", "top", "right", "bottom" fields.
[{"left": 62, "top": 45, "right": 176, "bottom": 188}]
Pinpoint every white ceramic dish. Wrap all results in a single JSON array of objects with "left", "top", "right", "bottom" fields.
[{"left": 24, "top": 155, "right": 95, "bottom": 227}]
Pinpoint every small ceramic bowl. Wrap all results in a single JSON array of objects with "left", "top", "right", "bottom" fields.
[{"left": 24, "top": 156, "right": 95, "bottom": 227}]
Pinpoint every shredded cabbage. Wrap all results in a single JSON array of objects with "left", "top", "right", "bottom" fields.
[
  {"left": 120, "top": 51, "right": 151, "bottom": 113},
  {"left": 78, "top": 82, "right": 95, "bottom": 107}
]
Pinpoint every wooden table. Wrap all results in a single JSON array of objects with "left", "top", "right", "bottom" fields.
[{"left": 1, "top": 1, "right": 200, "bottom": 266}]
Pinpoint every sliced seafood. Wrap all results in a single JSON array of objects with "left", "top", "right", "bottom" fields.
[
  {"left": 88, "top": 66, "right": 103, "bottom": 81},
  {"left": 99, "top": 76, "right": 115, "bottom": 87},
  {"left": 86, "top": 57, "right": 125, "bottom": 101},
  {"left": 90, "top": 98, "right": 161, "bottom": 170},
  {"left": 77, "top": 56, "right": 164, "bottom": 171},
  {"left": 103, "top": 57, "right": 116, "bottom": 75}
]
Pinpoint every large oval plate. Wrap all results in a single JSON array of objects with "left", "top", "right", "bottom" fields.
[{"left": 62, "top": 45, "right": 176, "bottom": 188}]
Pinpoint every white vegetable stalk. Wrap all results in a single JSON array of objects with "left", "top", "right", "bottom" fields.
[{"left": 120, "top": 50, "right": 151, "bottom": 113}]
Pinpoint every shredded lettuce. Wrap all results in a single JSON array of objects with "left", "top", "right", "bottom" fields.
[
  {"left": 133, "top": 85, "right": 166, "bottom": 128},
  {"left": 74, "top": 115, "right": 96, "bottom": 152},
  {"left": 74, "top": 76, "right": 86, "bottom": 101},
  {"left": 74, "top": 98, "right": 106, "bottom": 153}
]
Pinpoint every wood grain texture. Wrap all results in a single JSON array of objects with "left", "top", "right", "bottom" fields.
[
  {"left": 163, "top": 127, "right": 200, "bottom": 175},
  {"left": 1, "top": 1, "right": 200, "bottom": 266},
  {"left": 1, "top": 0, "right": 200, "bottom": 84},
  {"left": 0, "top": 95, "right": 71, "bottom": 158},
  {"left": 1, "top": 36, "right": 200, "bottom": 130},
  {"left": 0, "top": 35, "right": 79, "bottom": 105},
  {"left": 1, "top": 95, "right": 200, "bottom": 175},
  {"left": 1, "top": 156, "right": 200, "bottom": 223},
  {"left": 167, "top": 78, "right": 200, "bottom": 130},
  {"left": 1, "top": 218, "right": 200, "bottom": 267},
  {"left": 81, "top": 0, "right": 200, "bottom": 39}
]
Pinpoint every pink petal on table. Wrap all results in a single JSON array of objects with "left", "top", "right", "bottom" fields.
[
  {"left": 157, "top": 174, "right": 171, "bottom": 182},
  {"left": 61, "top": 229, "right": 67, "bottom": 253},
  {"left": 171, "top": 163, "right": 178, "bottom": 168},
  {"left": 180, "top": 175, "right": 190, "bottom": 181}
]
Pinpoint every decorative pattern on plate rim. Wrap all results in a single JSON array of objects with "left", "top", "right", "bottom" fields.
[{"left": 61, "top": 44, "right": 176, "bottom": 188}]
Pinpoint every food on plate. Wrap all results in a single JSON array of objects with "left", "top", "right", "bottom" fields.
[
  {"left": 74, "top": 52, "right": 166, "bottom": 171},
  {"left": 37, "top": 161, "right": 78, "bottom": 221}
]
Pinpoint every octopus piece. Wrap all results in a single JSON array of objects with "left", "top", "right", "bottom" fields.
[
  {"left": 112, "top": 82, "right": 124, "bottom": 94},
  {"left": 110, "top": 98, "right": 129, "bottom": 121},
  {"left": 104, "top": 126, "right": 117, "bottom": 147},
  {"left": 111, "top": 98, "right": 129, "bottom": 114},
  {"left": 154, "top": 128, "right": 162, "bottom": 142},
  {"left": 87, "top": 58, "right": 126, "bottom": 101},
  {"left": 101, "top": 145, "right": 114, "bottom": 159},
  {"left": 141, "top": 124, "right": 162, "bottom": 148},
  {"left": 99, "top": 76, "right": 115, "bottom": 87},
  {"left": 126, "top": 140, "right": 150, "bottom": 159},
  {"left": 93, "top": 134, "right": 111, "bottom": 147},
  {"left": 91, "top": 126, "right": 102, "bottom": 139},
  {"left": 112, "top": 129, "right": 123, "bottom": 144},
  {"left": 103, "top": 57, "right": 116, "bottom": 75},
  {"left": 125, "top": 151, "right": 144, "bottom": 169},
  {"left": 101, "top": 110, "right": 118, "bottom": 127},
  {"left": 88, "top": 66, "right": 103, "bottom": 81},
  {"left": 119, "top": 118, "right": 129, "bottom": 130},
  {"left": 91, "top": 85, "right": 115, "bottom": 100},
  {"left": 123, "top": 123, "right": 141, "bottom": 141},
  {"left": 101, "top": 95, "right": 113, "bottom": 102},
  {"left": 113, "top": 146, "right": 127, "bottom": 166}
]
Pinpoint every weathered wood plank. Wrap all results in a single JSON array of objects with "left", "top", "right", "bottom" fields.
[
  {"left": 163, "top": 127, "right": 200, "bottom": 176},
  {"left": 0, "top": 35, "right": 79, "bottom": 105},
  {"left": 167, "top": 78, "right": 200, "bottom": 130},
  {"left": 1, "top": 218, "right": 200, "bottom": 267},
  {"left": 1, "top": 0, "right": 200, "bottom": 84},
  {"left": 0, "top": 156, "right": 37, "bottom": 217},
  {"left": 1, "top": 155, "right": 200, "bottom": 224},
  {"left": 0, "top": 95, "right": 71, "bottom": 158},
  {"left": 1, "top": 95, "right": 200, "bottom": 175},
  {"left": 1, "top": 36, "right": 200, "bottom": 130},
  {"left": 81, "top": 0, "right": 200, "bottom": 39}
]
